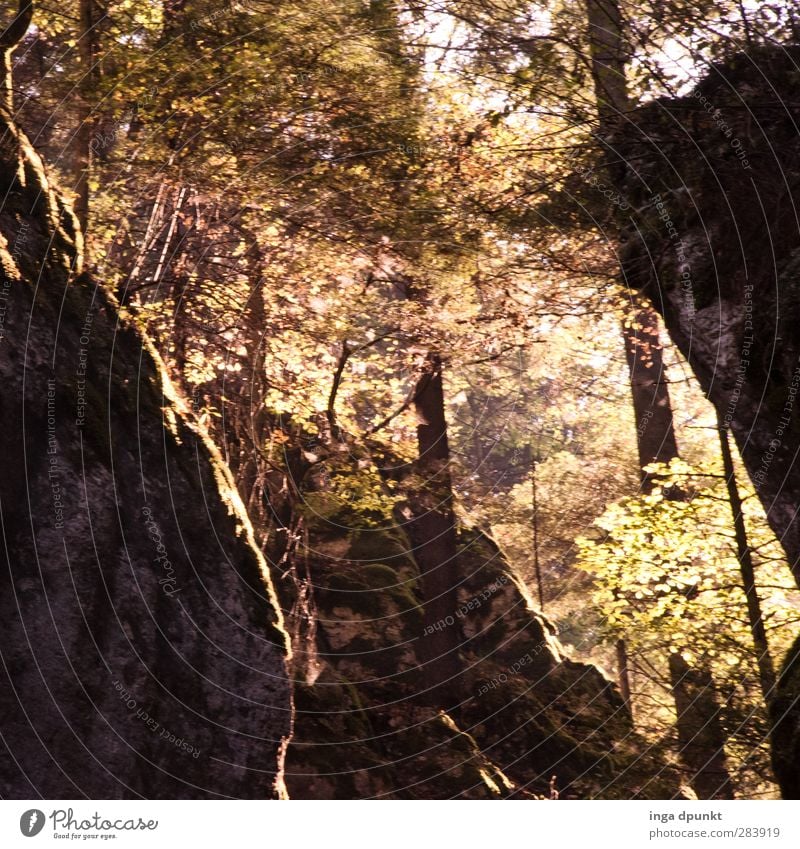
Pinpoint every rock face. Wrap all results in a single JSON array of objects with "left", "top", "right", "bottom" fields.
[
  {"left": 281, "top": 471, "right": 680, "bottom": 798},
  {"left": 0, "top": 111, "right": 292, "bottom": 797},
  {"left": 617, "top": 45, "right": 800, "bottom": 577},
  {"left": 614, "top": 44, "right": 800, "bottom": 798}
]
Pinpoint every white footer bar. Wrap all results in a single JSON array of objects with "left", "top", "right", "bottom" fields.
[{"left": 2, "top": 800, "right": 796, "bottom": 848}]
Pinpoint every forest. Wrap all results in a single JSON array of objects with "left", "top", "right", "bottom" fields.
[{"left": 1, "top": 0, "right": 800, "bottom": 802}]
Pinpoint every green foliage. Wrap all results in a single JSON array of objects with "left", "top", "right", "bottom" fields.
[
  {"left": 576, "top": 457, "right": 800, "bottom": 795},
  {"left": 576, "top": 458, "right": 798, "bottom": 659},
  {"left": 301, "top": 460, "right": 402, "bottom": 529}
]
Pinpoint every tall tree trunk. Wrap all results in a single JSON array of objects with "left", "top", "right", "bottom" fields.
[
  {"left": 0, "top": 1, "right": 32, "bottom": 113},
  {"left": 622, "top": 302, "right": 680, "bottom": 490},
  {"left": 717, "top": 412, "right": 777, "bottom": 703},
  {"left": 586, "top": 0, "right": 629, "bottom": 130},
  {"left": 585, "top": 0, "right": 734, "bottom": 798},
  {"left": 406, "top": 351, "right": 463, "bottom": 708},
  {"left": 669, "top": 654, "right": 735, "bottom": 800},
  {"left": 616, "top": 638, "right": 632, "bottom": 712},
  {"left": 531, "top": 456, "right": 545, "bottom": 608},
  {"left": 230, "top": 225, "right": 271, "bottom": 518},
  {"left": 73, "top": 0, "right": 103, "bottom": 236},
  {"left": 366, "top": 1, "right": 464, "bottom": 707}
]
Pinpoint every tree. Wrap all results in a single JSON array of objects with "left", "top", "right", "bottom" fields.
[
  {"left": 717, "top": 413, "right": 776, "bottom": 704},
  {"left": 576, "top": 457, "right": 799, "bottom": 796},
  {"left": 72, "top": 0, "right": 105, "bottom": 234},
  {"left": 0, "top": 1, "right": 32, "bottom": 111}
]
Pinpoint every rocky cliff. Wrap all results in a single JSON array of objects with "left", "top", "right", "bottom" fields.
[
  {"left": 614, "top": 43, "right": 800, "bottom": 798},
  {"left": 0, "top": 109, "right": 292, "bottom": 798}
]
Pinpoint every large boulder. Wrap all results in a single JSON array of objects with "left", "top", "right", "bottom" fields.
[
  {"left": 0, "top": 110, "right": 292, "bottom": 797},
  {"left": 617, "top": 45, "right": 800, "bottom": 577}
]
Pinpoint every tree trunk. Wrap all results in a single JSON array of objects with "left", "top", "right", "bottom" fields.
[
  {"left": 531, "top": 456, "right": 545, "bottom": 608},
  {"left": 669, "top": 654, "right": 735, "bottom": 800},
  {"left": 0, "top": 1, "right": 32, "bottom": 113},
  {"left": 586, "top": 0, "right": 629, "bottom": 129},
  {"left": 405, "top": 351, "right": 464, "bottom": 708},
  {"left": 616, "top": 638, "right": 632, "bottom": 712},
  {"left": 73, "top": 0, "right": 103, "bottom": 235},
  {"left": 717, "top": 413, "right": 776, "bottom": 703},
  {"left": 356, "top": 3, "right": 464, "bottom": 705},
  {"left": 622, "top": 303, "right": 680, "bottom": 490}
]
